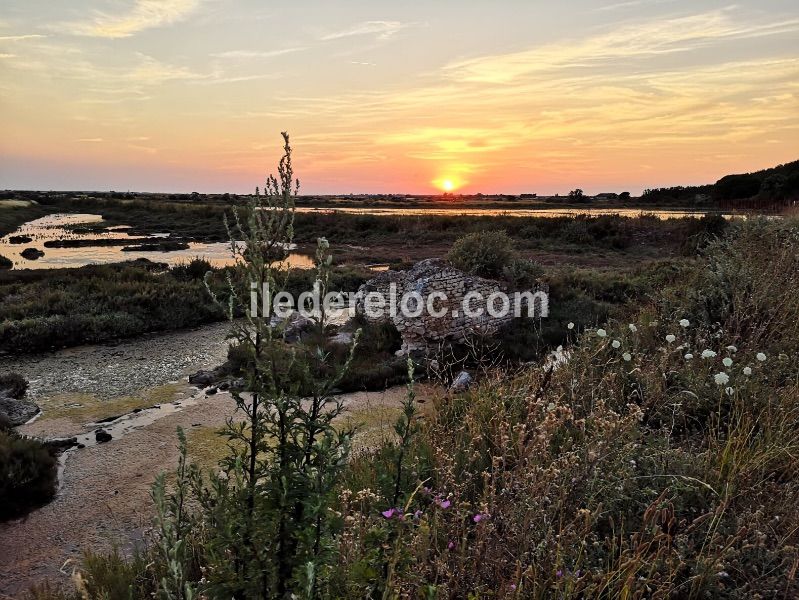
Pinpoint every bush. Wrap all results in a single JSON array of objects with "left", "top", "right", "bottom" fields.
[
  {"left": 501, "top": 258, "right": 543, "bottom": 289},
  {"left": 169, "top": 258, "right": 213, "bottom": 282},
  {"left": 0, "top": 261, "right": 229, "bottom": 353},
  {"left": 0, "top": 430, "right": 58, "bottom": 521},
  {"left": 0, "top": 372, "right": 28, "bottom": 399},
  {"left": 0, "top": 254, "right": 11, "bottom": 269},
  {"left": 446, "top": 230, "right": 515, "bottom": 278}
]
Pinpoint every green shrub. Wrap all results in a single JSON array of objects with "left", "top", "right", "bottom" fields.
[
  {"left": 501, "top": 258, "right": 543, "bottom": 289},
  {"left": 446, "top": 230, "right": 515, "bottom": 278},
  {"left": 169, "top": 258, "right": 213, "bottom": 282},
  {"left": 0, "top": 372, "right": 28, "bottom": 399},
  {"left": 0, "top": 430, "right": 58, "bottom": 521}
]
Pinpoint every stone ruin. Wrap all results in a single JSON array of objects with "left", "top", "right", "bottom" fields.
[{"left": 354, "top": 259, "right": 548, "bottom": 355}]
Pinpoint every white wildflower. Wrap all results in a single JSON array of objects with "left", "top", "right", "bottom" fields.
[
  {"left": 726, "top": 345, "right": 737, "bottom": 353},
  {"left": 722, "top": 357, "right": 733, "bottom": 368},
  {"left": 596, "top": 329, "right": 607, "bottom": 338},
  {"left": 684, "top": 353, "right": 694, "bottom": 360},
  {"left": 679, "top": 319, "right": 690, "bottom": 328},
  {"left": 725, "top": 387, "right": 735, "bottom": 396},
  {"left": 622, "top": 352, "right": 631, "bottom": 362},
  {"left": 665, "top": 334, "right": 676, "bottom": 343},
  {"left": 567, "top": 322, "right": 574, "bottom": 330},
  {"left": 701, "top": 349, "right": 717, "bottom": 359},
  {"left": 714, "top": 372, "right": 730, "bottom": 385},
  {"left": 756, "top": 352, "right": 767, "bottom": 362},
  {"left": 743, "top": 366, "right": 752, "bottom": 376},
  {"left": 612, "top": 340, "right": 621, "bottom": 349},
  {"left": 628, "top": 323, "right": 637, "bottom": 333}
]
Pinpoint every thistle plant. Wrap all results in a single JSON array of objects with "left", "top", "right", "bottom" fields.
[{"left": 156, "top": 132, "right": 361, "bottom": 599}]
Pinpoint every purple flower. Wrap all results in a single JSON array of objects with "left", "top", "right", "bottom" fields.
[
  {"left": 473, "top": 513, "right": 488, "bottom": 523},
  {"left": 510, "top": 584, "right": 517, "bottom": 591},
  {"left": 447, "top": 540, "right": 456, "bottom": 550},
  {"left": 421, "top": 486, "right": 432, "bottom": 496},
  {"left": 381, "top": 508, "right": 400, "bottom": 519},
  {"left": 556, "top": 570, "right": 563, "bottom": 578},
  {"left": 434, "top": 496, "right": 451, "bottom": 509},
  {"left": 413, "top": 509, "right": 423, "bottom": 519}
]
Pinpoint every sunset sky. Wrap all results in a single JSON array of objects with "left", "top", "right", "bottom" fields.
[{"left": 1, "top": 0, "right": 797, "bottom": 194}]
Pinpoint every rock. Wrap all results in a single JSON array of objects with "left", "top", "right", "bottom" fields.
[
  {"left": 20, "top": 247, "right": 45, "bottom": 260},
  {"left": 218, "top": 381, "right": 230, "bottom": 391},
  {"left": 329, "top": 330, "right": 354, "bottom": 346},
  {"left": 95, "top": 429, "right": 113, "bottom": 443},
  {"left": 188, "top": 369, "right": 217, "bottom": 387},
  {"left": 449, "top": 371, "right": 472, "bottom": 393},
  {"left": 43, "top": 437, "right": 78, "bottom": 451},
  {"left": 205, "top": 386, "right": 218, "bottom": 395},
  {"left": 355, "top": 258, "right": 548, "bottom": 356},
  {"left": 0, "top": 396, "right": 40, "bottom": 426},
  {"left": 94, "top": 413, "right": 123, "bottom": 424},
  {"left": 9, "top": 235, "right": 33, "bottom": 244},
  {"left": 270, "top": 311, "right": 315, "bottom": 343}
]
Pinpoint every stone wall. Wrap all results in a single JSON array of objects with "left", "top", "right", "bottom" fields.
[{"left": 354, "top": 259, "right": 548, "bottom": 355}]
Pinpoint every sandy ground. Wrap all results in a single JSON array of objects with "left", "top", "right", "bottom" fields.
[{"left": 0, "top": 324, "right": 417, "bottom": 597}]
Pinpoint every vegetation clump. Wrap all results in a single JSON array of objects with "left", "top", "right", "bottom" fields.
[
  {"left": 446, "top": 229, "right": 545, "bottom": 288},
  {"left": 0, "top": 372, "right": 28, "bottom": 399},
  {"left": 446, "top": 230, "right": 515, "bottom": 278},
  {"left": 0, "top": 427, "right": 58, "bottom": 521}
]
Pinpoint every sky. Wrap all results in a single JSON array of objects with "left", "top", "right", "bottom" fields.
[{"left": 0, "top": 0, "right": 797, "bottom": 195}]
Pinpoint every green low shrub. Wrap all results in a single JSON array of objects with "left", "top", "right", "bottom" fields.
[
  {"left": 0, "top": 372, "right": 28, "bottom": 399},
  {"left": 0, "top": 430, "right": 58, "bottom": 521},
  {"left": 446, "top": 230, "right": 515, "bottom": 278}
]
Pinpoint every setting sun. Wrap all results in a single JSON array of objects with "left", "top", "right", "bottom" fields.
[{"left": 433, "top": 176, "right": 464, "bottom": 193}]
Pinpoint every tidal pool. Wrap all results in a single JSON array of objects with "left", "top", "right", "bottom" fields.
[{"left": 0, "top": 213, "right": 314, "bottom": 270}]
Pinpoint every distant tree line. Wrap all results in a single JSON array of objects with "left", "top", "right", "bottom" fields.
[{"left": 643, "top": 160, "right": 799, "bottom": 208}]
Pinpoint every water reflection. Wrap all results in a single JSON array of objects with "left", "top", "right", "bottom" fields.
[
  {"left": 0, "top": 214, "right": 315, "bottom": 270},
  {"left": 294, "top": 206, "right": 734, "bottom": 219}
]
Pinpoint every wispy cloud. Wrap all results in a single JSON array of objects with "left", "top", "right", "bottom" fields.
[
  {"left": 321, "top": 20, "right": 416, "bottom": 41},
  {"left": 127, "top": 144, "right": 157, "bottom": 154},
  {"left": 192, "top": 73, "right": 282, "bottom": 85},
  {"left": 0, "top": 53, "right": 16, "bottom": 58},
  {"left": 0, "top": 34, "right": 46, "bottom": 41},
  {"left": 596, "top": 0, "right": 675, "bottom": 12},
  {"left": 210, "top": 47, "right": 305, "bottom": 59},
  {"left": 77, "top": 138, "right": 104, "bottom": 143},
  {"left": 62, "top": 0, "right": 201, "bottom": 38},
  {"left": 444, "top": 10, "right": 799, "bottom": 83}
]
